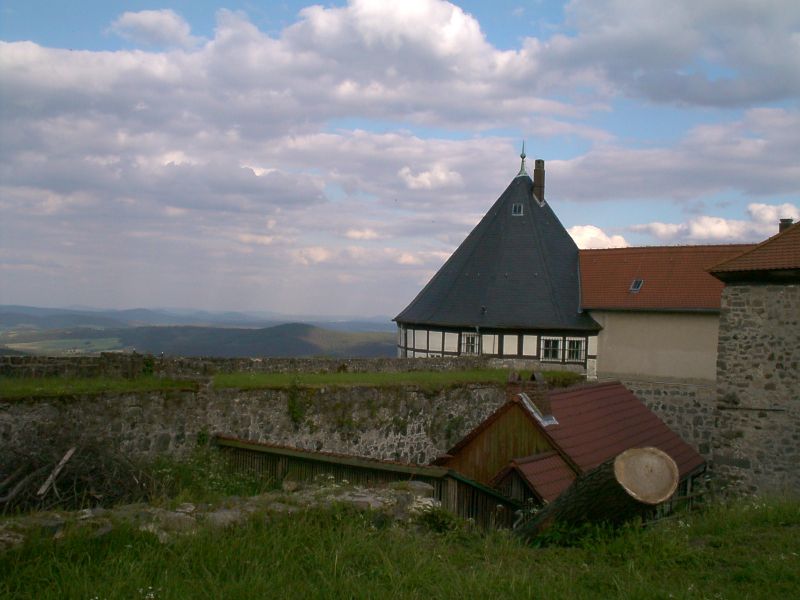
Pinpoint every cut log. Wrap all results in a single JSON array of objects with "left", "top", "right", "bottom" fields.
[{"left": 515, "top": 447, "right": 678, "bottom": 542}]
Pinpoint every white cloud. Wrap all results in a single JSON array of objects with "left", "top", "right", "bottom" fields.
[
  {"left": 237, "top": 233, "right": 275, "bottom": 246},
  {"left": 110, "top": 10, "right": 202, "bottom": 49},
  {"left": 291, "top": 246, "right": 333, "bottom": 266},
  {"left": 630, "top": 202, "right": 799, "bottom": 243},
  {"left": 345, "top": 228, "right": 381, "bottom": 240},
  {"left": 568, "top": 225, "right": 629, "bottom": 248},
  {"left": 398, "top": 164, "right": 463, "bottom": 190},
  {"left": 548, "top": 0, "right": 800, "bottom": 106},
  {"left": 747, "top": 202, "right": 800, "bottom": 225}
]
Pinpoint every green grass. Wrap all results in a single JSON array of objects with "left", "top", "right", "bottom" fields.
[
  {"left": 212, "top": 369, "right": 514, "bottom": 391},
  {"left": 147, "top": 446, "right": 277, "bottom": 506},
  {"left": 0, "top": 375, "right": 197, "bottom": 400},
  {"left": 214, "top": 369, "right": 585, "bottom": 391},
  {"left": 0, "top": 369, "right": 585, "bottom": 400},
  {"left": 2, "top": 498, "right": 798, "bottom": 599}
]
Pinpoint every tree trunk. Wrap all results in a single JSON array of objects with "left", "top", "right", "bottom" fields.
[{"left": 515, "top": 447, "right": 678, "bottom": 543}]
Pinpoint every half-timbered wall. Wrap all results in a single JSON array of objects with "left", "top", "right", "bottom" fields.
[{"left": 396, "top": 324, "right": 596, "bottom": 373}]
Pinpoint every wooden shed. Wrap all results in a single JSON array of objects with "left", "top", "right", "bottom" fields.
[{"left": 436, "top": 381, "right": 706, "bottom": 506}]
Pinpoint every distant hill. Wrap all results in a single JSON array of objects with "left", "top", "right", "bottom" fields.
[
  {"left": 116, "top": 323, "right": 394, "bottom": 358},
  {"left": 0, "top": 323, "right": 395, "bottom": 358},
  {"left": 0, "top": 305, "right": 393, "bottom": 332}
]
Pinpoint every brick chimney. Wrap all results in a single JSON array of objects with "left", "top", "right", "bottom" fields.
[
  {"left": 533, "top": 159, "right": 545, "bottom": 204},
  {"left": 779, "top": 218, "right": 794, "bottom": 233}
]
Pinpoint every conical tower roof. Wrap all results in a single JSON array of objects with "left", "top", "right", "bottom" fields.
[{"left": 395, "top": 166, "right": 598, "bottom": 331}]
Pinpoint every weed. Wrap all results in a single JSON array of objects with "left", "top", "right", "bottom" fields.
[{"left": 286, "top": 382, "right": 308, "bottom": 429}]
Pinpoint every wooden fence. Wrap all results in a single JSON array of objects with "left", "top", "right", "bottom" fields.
[{"left": 215, "top": 435, "right": 520, "bottom": 529}]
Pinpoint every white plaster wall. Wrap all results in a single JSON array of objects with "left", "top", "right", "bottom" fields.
[
  {"left": 481, "top": 334, "right": 498, "bottom": 355},
  {"left": 588, "top": 335, "right": 598, "bottom": 356},
  {"left": 429, "top": 331, "right": 443, "bottom": 353},
  {"left": 590, "top": 310, "right": 719, "bottom": 381},
  {"left": 444, "top": 332, "right": 459, "bottom": 353},
  {"left": 522, "top": 335, "right": 537, "bottom": 357},
  {"left": 414, "top": 329, "right": 427, "bottom": 350},
  {"left": 503, "top": 334, "right": 518, "bottom": 356}
]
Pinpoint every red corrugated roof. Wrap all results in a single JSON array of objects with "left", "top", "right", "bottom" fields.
[
  {"left": 513, "top": 451, "right": 576, "bottom": 503},
  {"left": 579, "top": 245, "right": 755, "bottom": 310},
  {"left": 544, "top": 382, "right": 705, "bottom": 478},
  {"left": 710, "top": 222, "right": 800, "bottom": 274}
]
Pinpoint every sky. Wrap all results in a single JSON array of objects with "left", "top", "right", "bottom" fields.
[{"left": 1, "top": 0, "right": 799, "bottom": 317}]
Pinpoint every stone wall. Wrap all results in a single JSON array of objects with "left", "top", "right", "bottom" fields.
[
  {"left": 714, "top": 283, "right": 800, "bottom": 495},
  {"left": 0, "top": 384, "right": 507, "bottom": 465},
  {"left": 0, "top": 354, "right": 493, "bottom": 380},
  {"left": 620, "top": 379, "right": 716, "bottom": 458}
]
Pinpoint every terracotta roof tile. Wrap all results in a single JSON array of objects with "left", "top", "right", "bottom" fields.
[
  {"left": 710, "top": 222, "right": 800, "bottom": 274},
  {"left": 545, "top": 382, "right": 705, "bottom": 477},
  {"left": 513, "top": 451, "right": 576, "bottom": 502},
  {"left": 579, "top": 245, "right": 755, "bottom": 311}
]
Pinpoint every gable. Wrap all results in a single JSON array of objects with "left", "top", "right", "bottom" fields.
[
  {"left": 710, "top": 221, "right": 800, "bottom": 281},
  {"left": 435, "top": 402, "right": 553, "bottom": 484}
]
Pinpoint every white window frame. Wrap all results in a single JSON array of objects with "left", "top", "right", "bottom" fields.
[
  {"left": 461, "top": 333, "right": 479, "bottom": 355},
  {"left": 565, "top": 337, "right": 586, "bottom": 363},
  {"left": 511, "top": 203, "right": 524, "bottom": 216},
  {"left": 541, "top": 336, "right": 562, "bottom": 362}
]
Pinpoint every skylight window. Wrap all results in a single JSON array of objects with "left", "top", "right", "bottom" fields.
[
  {"left": 630, "top": 279, "right": 644, "bottom": 293},
  {"left": 511, "top": 203, "right": 523, "bottom": 216}
]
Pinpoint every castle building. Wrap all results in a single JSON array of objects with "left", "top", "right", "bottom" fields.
[{"left": 394, "top": 149, "right": 601, "bottom": 375}]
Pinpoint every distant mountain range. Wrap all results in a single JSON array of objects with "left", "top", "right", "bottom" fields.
[{"left": 0, "top": 305, "right": 397, "bottom": 358}]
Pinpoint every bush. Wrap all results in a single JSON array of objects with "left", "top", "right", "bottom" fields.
[
  {"left": 541, "top": 370, "right": 585, "bottom": 388},
  {"left": 0, "top": 424, "right": 153, "bottom": 514}
]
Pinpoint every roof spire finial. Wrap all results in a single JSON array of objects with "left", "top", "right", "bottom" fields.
[{"left": 516, "top": 141, "right": 528, "bottom": 177}]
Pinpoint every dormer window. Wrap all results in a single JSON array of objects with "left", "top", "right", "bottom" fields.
[
  {"left": 512, "top": 203, "right": 524, "bottom": 216},
  {"left": 630, "top": 278, "right": 644, "bottom": 293}
]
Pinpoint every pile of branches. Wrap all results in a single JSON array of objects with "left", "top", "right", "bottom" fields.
[{"left": 1, "top": 425, "right": 155, "bottom": 514}]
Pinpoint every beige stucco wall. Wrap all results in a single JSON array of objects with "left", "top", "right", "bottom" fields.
[{"left": 590, "top": 310, "right": 719, "bottom": 381}]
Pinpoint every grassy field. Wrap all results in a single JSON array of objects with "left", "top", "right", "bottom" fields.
[
  {"left": 0, "top": 375, "right": 197, "bottom": 400},
  {"left": 212, "top": 368, "right": 514, "bottom": 391},
  {"left": 213, "top": 369, "right": 583, "bottom": 391},
  {"left": 1, "top": 336, "right": 123, "bottom": 355},
  {"left": 0, "top": 369, "right": 583, "bottom": 399},
  {"left": 1, "top": 497, "right": 797, "bottom": 599}
]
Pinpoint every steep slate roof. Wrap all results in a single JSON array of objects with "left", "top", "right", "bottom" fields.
[
  {"left": 493, "top": 451, "right": 577, "bottom": 503},
  {"left": 395, "top": 173, "right": 599, "bottom": 331},
  {"left": 545, "top": 382, "right": 705, "bottom": 478},
  {"left": 710, "top": 221, "right": 800, "bottom": 279},
  {"left": 579, "top": 245, "right": 755, "bottom": 311}
]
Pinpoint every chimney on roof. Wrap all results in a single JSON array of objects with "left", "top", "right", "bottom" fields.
[
  {"left": 533, "top": 159, "right": 545, "bottom": 204},
  {"left": 779, "top": 218, "right": 794, "bottom": 233}
]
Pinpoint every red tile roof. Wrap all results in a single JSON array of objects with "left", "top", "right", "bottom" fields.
[
  {"left": 511, "top": 451, "right": 576, "bottom": 503},
  {"left": 579, "top": 245, "right": 755, "bottom": 311},
  {"left": 710, "top": 222, "right": 800, "bottom": 274},
  {"left": 544, "top": 382, "right": 705, "bottom": 478}
]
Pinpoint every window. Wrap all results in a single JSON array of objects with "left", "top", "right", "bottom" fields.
[
  {"left": 541, "top": 337, "right": 561, "bottom": 361},
  {"left": 461, "top": 333, "right": 479, "bottom": 355},
  {"left": 630, "top": 278, "right": 644, "bottom": 293},
  {"left": 566, "top": 338, "right": 585, "bottom": 362},
  {"left": 511, "top": 203, "right": 524, "bottom": 216}
]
